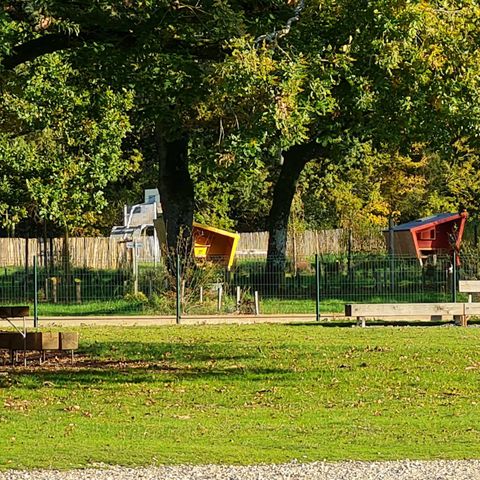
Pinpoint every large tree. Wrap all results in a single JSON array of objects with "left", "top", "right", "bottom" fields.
[
  {"left": 2, "top": 1, "right": 480, "bottom": 266},
  {"left": 1, "top": 0, "right": 303, "bottom": 249},
  {"left": 197, "top": 0, "right": 480, "bottom": 271}
]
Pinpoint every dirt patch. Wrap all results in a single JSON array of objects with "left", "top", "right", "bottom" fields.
[{"left": 0, "top": 350, "right": 174, "bottom": 373}]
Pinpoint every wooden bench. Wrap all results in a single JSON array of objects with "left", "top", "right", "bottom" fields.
[
  {"left": 0, "top": 331, "right": 80, "bottom": 364},
  {"left": 459, "top": 280, "right": 480, "bottom": 303},
  {"left": 0, "top": 306, "right": 29, "bottom": 365},
  {"left": 344, "top": 302, "right": 480, "bottom": 327},
  {"left": 0, "top": 306, "right": 79, "bottom": 365}
]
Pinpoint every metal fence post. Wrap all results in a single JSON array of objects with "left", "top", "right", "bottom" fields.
[
  {"left": 176, "top": 254, "right": 181, "bottom": 324},
  {"left": 388, "top": 217, "right": 395, "bottom": 296},
  {"left": 33, "top": 255, "right": 38, "bottom": 328},
  {"left": 315, "top": 253, "right": 320, "bottom": 322},
  {"left": 453, "top": 251, "right": 457, "bottom": 302},
  {"left": 133, "top": 244, "right": 139, "bottom": 295}
]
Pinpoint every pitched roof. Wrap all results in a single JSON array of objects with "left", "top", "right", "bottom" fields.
[{"left": 391, "top": 213, "right": 461, "bottom": 232}]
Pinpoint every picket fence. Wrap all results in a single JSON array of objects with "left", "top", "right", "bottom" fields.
[{"left": 0, "top": 230, "right": 386, "bottom": 269}]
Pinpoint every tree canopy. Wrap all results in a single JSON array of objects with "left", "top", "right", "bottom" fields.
[
  {"left": 0, "top": 53, "right": 138, "bottom": 234},
  {"left": 1, "top": 0, "right": 479, "bottom": 250}
]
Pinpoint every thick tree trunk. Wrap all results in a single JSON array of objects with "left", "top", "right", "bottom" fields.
[
  {"left": 266, "top": 142, "right": 323, "bottom": 279},
  {"left": 155, "top": 131, "right": 194, "bottom": 256}
]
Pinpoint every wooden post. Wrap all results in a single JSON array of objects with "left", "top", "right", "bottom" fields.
[
  {"left": 33, "top": 255, "right": 38, "bottom": 328},
  {"left": 132, "top": 246, "right": 138, "bottom": 295},
  {"left": 24, "top": 236, "right": 29, "bottom": 301},
  {"left": 181, "top": 280, "right": 186, "bottom": 304},
  {"left": 254, "top": 291, "right": 260, "bottom": 315},
  {"left": 75, "top": 280, "right": 82, "bottom": 304},
  {"left": 45, "top": 277, "right": 49, "bottom": 302},
  {"left": 176, "top": 254, "right": 181, "bottom": 324},
  {"left": 51, "top": 277, "right": 58, "bottom": 304},
  {"left": 357, "top": 317, "right": 366, "bottom": 328},
  {"left": 315, "top": 254, "right": 320, "bottom": 322},
  {"left": 236, "top": 286, "right": 241, "bottom": 312},
  {"left": 217, "top": 285, "right": 223, "bottom": 312},
  {"left": 199, "top": 286, "right": 203, "bottom": 304},
  {"left": 23, "top": 314, "right": 26, "bottom": 367}
]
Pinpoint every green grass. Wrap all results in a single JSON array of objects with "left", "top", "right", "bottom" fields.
[
  {"left": 1, "top": 324, "right": 480, "bottom": 469},
  {"left": 18, "top": 293, "right": 463, "bottom": 317},
  {"left": 260, "top": 298, "right": 337, "bottom": 314},
  {"left": 34, "top": 299, "right": 145, "bottom": 316}
]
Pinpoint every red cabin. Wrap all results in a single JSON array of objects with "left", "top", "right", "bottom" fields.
[{"left": 385, "top": 212, "right": 467, "bottom": 262}]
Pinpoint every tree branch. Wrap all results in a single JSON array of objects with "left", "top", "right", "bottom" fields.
[
  {"left": 2, "top": 30, "right": 137, "bottom": 70},
  {"left": 254, "top": 0, "right": 306, "bottom": 47},
  {"left": 2, "top": 28, "right": 228, "bottom": 70},
  {"left": 3, "top": 34, "right": 79, "bottom": 70}
]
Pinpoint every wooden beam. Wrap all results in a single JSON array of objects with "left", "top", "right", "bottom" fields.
[
  {"left": 345, "top": 303, "right": 465, "bottom": 317},
  {"left": 459, "top": 280, "right": 480, "bottom": 293}
]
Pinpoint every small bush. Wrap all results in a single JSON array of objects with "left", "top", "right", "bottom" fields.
[{"left": 124, "top": 292, "right": 148, "bottom": 304}]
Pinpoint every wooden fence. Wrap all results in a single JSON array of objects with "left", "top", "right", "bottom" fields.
[
  {"left": 0, "top": 230, "right": 386, "bottom": 269},
  {"left": 238, "top": 229, "right": 386, "bottom": 257},
  {"left": 0, "top": 237, "right": 153, "bottom": 270}
]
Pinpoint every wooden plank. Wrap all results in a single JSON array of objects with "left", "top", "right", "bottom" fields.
[
  {"left": 0, "top": 306, "right": 29, "bottom": 318},
  {"left": 459, "top": 280, "right": 480, "bottom": 293},
  {"left": 464, "top": 303, "right": 480, "bottom": 315},
  {"left": 345, "top": 303, "right": 464, "bottom": 317},
  {"left": 59, "top": 332, "right": 79, "bottom": 350}
]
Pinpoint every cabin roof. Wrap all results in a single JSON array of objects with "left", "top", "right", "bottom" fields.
[{"left": 391, "top": 213, "right": 462, "bottom": 232}]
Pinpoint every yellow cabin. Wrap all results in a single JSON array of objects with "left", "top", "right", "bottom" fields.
[{"left": 192, "top": 222, "right": 240, "bottom": 270}]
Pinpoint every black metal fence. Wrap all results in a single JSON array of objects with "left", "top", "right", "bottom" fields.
[{"left": 0, "top": 252, "right": 474, "bottom": 317}]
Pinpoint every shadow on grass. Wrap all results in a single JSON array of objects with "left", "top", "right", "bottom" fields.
[
  {"left": 81, "top": 340, "right": 262, "bottom": 362},
  {"left": 38, "top": 305, "right": 145, "bottom": 317},
  {"left": 1, "top": 341, "right": 293, "bottom": 387},
  {"left": 288, "top": 319, "right": 459, "bottom": 327}
]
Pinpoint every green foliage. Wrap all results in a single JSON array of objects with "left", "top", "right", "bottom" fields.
[
  {"left": 0, "top": 55, "right": 140, "bottom": 232},
  {"left": 1, "top": 0, "right": 480, "bottom": 234},
  {"left": 188, "top": 0, "right": 480, "bottom": 231},
  {"left": 123, "top": 292, "right": 148, "bottom": 304}
]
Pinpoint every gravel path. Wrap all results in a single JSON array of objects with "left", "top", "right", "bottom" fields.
[{"left": 2, "top": 461, "right": 480, "bottom": 480}]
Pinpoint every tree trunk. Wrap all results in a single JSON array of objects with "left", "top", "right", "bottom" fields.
[
  {"left": 266, "top": 142, "right": 323, "bottom": 280},
  {"left": 155, "top": 129, "right": 195, "bottom": 256}
]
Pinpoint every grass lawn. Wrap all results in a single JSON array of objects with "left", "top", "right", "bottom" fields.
[
  {"left": 1, "top": 324, "right": 480, "bottom": 469},
  {"left": 26, "top": 293, "right": 463, "bottom": 317},
  {"left": 35, "top": 299, "right": 145, "bottom": 317},
  {"left": 34, "top": 298, "right": 325, "bottom": 316}
]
